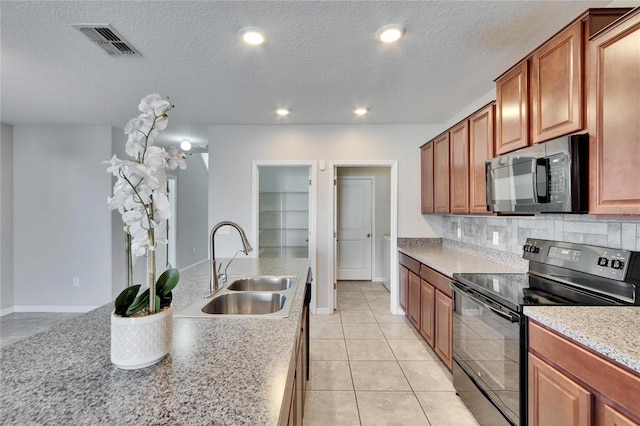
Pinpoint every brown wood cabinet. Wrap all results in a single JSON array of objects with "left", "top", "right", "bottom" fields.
[
  {"left": 399, "top": 253, "right": 454, "bottom": 371},
  {"left": 419, "top": 279, "right": 435, "bottom": 346},
  {"left": 283, "top": 288, "right": 309, "bottom": 426},
  {"left": 399, "top": 264, "right": 408, "bottom": 311},
  {"left": 420, "top": 142, "right": 434, "bottom": 214},
  {"left": 434, "top": 290, "right": 453, "bottom": 370},
  {"left": 496, "top": 9, "right": 629, "bottom": 154},
  {"left": 588, "top": 8, "right": 640, "bottom": 215},
  {"left": 531, "top": 21, "right": 584, "bottom": 143},
  {"left": 496, "top": 60, "right": 530, "bottom": 154},
  {"left": 449, "top": 120, "right": 470, "bottom": 214},
  {"left": 469, "top": 103, "right": 494, "bottom": 214},
  {"left": 528, "top": 321, "right": 640, "bottom": 426},
  {"left": 433, "top": 132, "right": 450, "bottom": 213},
  {"left": 529, "top": 353, "right": 592, "bottom": 426},
  {"left": 407, "top": 270, "right": 421, "bottom": 328}
]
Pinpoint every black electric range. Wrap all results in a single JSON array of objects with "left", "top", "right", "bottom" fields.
[{"left": 450, "top": 238, "right": 640, "bottom": 426}]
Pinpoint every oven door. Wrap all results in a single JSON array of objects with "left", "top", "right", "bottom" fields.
[{"left": 451, "top": 282, "right": 525, "bottom": 426}]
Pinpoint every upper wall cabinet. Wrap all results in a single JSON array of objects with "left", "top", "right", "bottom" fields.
[
  {"left": 531, "top": 21, "right": 583, "bottom": 143},
  {"left": 420, "top": 142, "right": 434, "bottom": 214},
  {"left": 495, "top": 9, "right": 630, "bottom": 154},
  {"left": 469, "top": 103, "right": 495, "bottom": 214},
  {"left": 433, "top": 132, "right": 450, "bottom": 213},
  {"left": 588, "top": 8, "right": 640, "bottom": 215},
  {"left": 496, "top": 60, "right": 529, "bottom": 154},
  {"left": 449, "top": 120, "right": 470, "bottom": 214}
]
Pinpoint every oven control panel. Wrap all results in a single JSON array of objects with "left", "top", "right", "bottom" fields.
[{"left": 523, "top": 238, "right": 632, "bottom": 281}]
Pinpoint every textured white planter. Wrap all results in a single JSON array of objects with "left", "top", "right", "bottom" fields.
[{"left": 111, "top": 306, "right": 173, "bottom": 370}]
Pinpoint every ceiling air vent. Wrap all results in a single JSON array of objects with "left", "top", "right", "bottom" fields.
[{"left": 71, "top": 24, "right": 141, "bottom": 56}]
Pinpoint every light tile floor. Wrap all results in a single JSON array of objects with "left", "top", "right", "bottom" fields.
[
  {"left": 304, "top": 281, "right": 480, "bottom": 426},
  {"left": 0, "top": 312, "right": 79, "bottom": 349}
]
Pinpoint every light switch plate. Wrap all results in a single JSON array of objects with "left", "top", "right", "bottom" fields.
[
  {"left": 457, "top": 227, "right": 462, "bottom": 238},
  {"left": 492, "top": 231, "right": 499, "bottom": 245}
]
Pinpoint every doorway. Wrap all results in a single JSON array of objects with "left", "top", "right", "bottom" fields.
[
  {"left": 332, "top": 163, "right": 396, "bottom": 312},
  {"left": 337, "top": 177, "right": 373, "bottom": 280}
]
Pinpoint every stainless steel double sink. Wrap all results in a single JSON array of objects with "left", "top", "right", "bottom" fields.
[{"left": 176, "top": 276, "right": 297, "bottom": 318}]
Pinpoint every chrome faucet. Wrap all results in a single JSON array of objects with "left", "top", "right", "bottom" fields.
[{"left": 209, "top": 221, "right": 253, "bottom": 295}]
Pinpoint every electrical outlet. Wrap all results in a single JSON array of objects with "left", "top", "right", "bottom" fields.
[
  {"left": 73, "top": 276, "right": 80, "bottom": 287},
  {"left": 457, "top": 227, "right": 462, "bottom": 238},
  {"left": 492, "top": 231, "right": 500, "bottom": 245}
]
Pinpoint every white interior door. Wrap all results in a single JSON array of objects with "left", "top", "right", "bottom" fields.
[{"left": 337, "top": 178, "right": 372, "bottom": 280}]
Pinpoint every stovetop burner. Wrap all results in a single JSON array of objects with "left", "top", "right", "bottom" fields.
[{"left": 452, "top": 238, "right": 640, "bottom": 312}]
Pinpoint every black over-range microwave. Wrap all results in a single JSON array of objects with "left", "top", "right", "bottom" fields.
[{"left": 486, "top": 133, "right": 589, "bottom": 214}]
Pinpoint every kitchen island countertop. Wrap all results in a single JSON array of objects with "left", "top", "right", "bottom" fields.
[
  {"left": 0, "top": 258, "right": 309, "bottom": 425},
  {"left": 524, "top": 306, "right": 640, "bottom": 375}
]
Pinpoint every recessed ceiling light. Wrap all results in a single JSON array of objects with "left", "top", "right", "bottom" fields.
[
  {"left": 354, "top": 108, "right": 369, "bottom": 116},
  {"left": 180, "top": 139, "right": 192, "bottom": 151},
  {"left": 276, "top": 108, "right": 290, "bottom": 116},
  {"left": 241, "top": 27, "right": 265, "bottom": 45},
  {"left": 377, "top": 24, "right": 405, "bottom": 43}
]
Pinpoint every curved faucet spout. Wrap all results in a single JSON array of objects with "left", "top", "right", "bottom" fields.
[{"left": 209, "top": 221, "right": 253, "bottom": 295}]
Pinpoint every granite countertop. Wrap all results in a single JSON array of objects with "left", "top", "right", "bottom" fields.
[
  {"left": 524, "top": 306, "right": 640, "bottom": 375},
  {"left": 398, "top": 245, "right": 525, "bottom": 276},
  {"left": 0, "top": 258, "right": 310, "bottom": 425}
]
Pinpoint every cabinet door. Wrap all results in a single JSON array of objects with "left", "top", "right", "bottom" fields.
[
  {"left": 531, "top": 21, "right": 584, "bottom": 143},
  {"left": 421, "top": 142, "right": 435, "bottom": 214},
  {"left": 434, "top": 291, "right": 453, "bottom": 370},
  {"left": 433, "top": 132, "right": 450, "bottom": 213},
  {"left": 528, "top": 353, "right": 593, "bottom": 426},
  {"left": 496, "top": 60, "right": 529, "bottom": 154},
  {"left": 399, "top": 265, "right": 408, "bottom": 312},
  {"left": 408, "top": 271, "right": 421, "bottom": 328},
  {"left": 449, "top": 121, "right": 470, "bottom": 214},
  {"left": 588, "top": 9, "right": 640, "bottom": 215},
  {"left": 419, "top": 279, "right": 435, "bottom": 346},
  {"left": 602, "top": 404, "right": 639, "bottom": 426},
  {"left": 469, "top": 103, "right": 494, "bottom": 214}
]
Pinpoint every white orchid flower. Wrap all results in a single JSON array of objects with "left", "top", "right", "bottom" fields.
[{"left": 107, "top": 93, "right": 185, "bottom": 273}]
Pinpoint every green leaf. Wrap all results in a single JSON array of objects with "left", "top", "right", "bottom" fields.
[
  {"left": 114, "top": 285, "right": 141, "bottom": 317},
  {"left": 159, "top": 291, "right": 173, "bottom": 309},
  {"left": 156, "top": 268, "right": 180, "bottom": 296},
  {"left": 154, "top": 295, "right": 161, "bottom": 312},
  {"left": 126, "top": 288, "right": 149, "bottom": 316}
]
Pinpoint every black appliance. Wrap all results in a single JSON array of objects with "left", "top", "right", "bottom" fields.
[
  {"left": 485, "top": 133, "right": 588, "bottom": 214},
  {"left": 451, "top": 238, "right": 640, "bottom": 426}
]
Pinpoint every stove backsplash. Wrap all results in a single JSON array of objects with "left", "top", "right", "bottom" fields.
[{"left": 442, "top": 214, "right": 640, "bottom": 255}]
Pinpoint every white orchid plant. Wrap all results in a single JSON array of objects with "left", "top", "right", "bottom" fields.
[{"left": 107, "top": 94, "right": 187, "bottom": 316}]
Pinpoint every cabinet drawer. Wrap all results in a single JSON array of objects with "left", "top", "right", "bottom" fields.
[
  {"left": 399, "top": 252, "right": 420, "bottom": 275},
  {"left": 419, "top": 264, "right": 452, "bottom": 298}
]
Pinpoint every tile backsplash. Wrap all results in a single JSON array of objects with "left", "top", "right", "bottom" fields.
[{"left": 442, "top": 214, "right": 640, "bottom": 255}]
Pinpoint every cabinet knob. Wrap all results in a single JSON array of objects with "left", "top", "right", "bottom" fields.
[{"left": 367, "top": 233, "right": 371, "bottom": 238}]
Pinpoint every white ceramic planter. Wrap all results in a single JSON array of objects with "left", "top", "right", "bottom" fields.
[{"left": 111, "top": 306, "right": 173, "bottom": 370}]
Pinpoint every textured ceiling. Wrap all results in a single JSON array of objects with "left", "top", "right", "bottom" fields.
[{"left": 1, "top": 0, "right": 616, "bottom": 145}]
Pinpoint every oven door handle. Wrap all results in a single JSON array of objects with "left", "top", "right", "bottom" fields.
[{"left": 451, "top": 281, "right": 520, "bottom": 323}]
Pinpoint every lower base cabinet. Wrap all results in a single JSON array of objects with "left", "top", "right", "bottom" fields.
[
  {"left": 399, "top": 252, "right": 453, "bottom": 370},
  {"left": 528, "top": 321, "right": 640, "bottom": 426}
]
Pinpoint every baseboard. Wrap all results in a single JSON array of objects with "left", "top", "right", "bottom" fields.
[
  {"left": 314, "top": 307, "right": 333, "bottom": 315},
  {"left": 12, "top": 305, "right": 99, "bottom": 313},
  {"left": 0, "top": 306, "right": 15, "bottom": 317},
  {"left": 373, "top": 276, "right": 387, "bottom": 283}
]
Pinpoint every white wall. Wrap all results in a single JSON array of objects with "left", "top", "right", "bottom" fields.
[
  {"left": 175, "top": 153, "right": 209, "bottom": 268},
  {"left": 13, "top": 126, "right": 113, "bottom": 310},
  {"left": 208, "top": 124, "right": 442, "bottom": 311},
  {"left": 1, "top": 123, "right": 14, "bottom": 312}
]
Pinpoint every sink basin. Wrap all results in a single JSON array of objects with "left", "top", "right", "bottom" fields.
[
  {"left": 201, "top": 292, "right": 286, "bottom": 315},
  {"left": 227, "top": 277, "right": 293, "bottom": 292}
]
